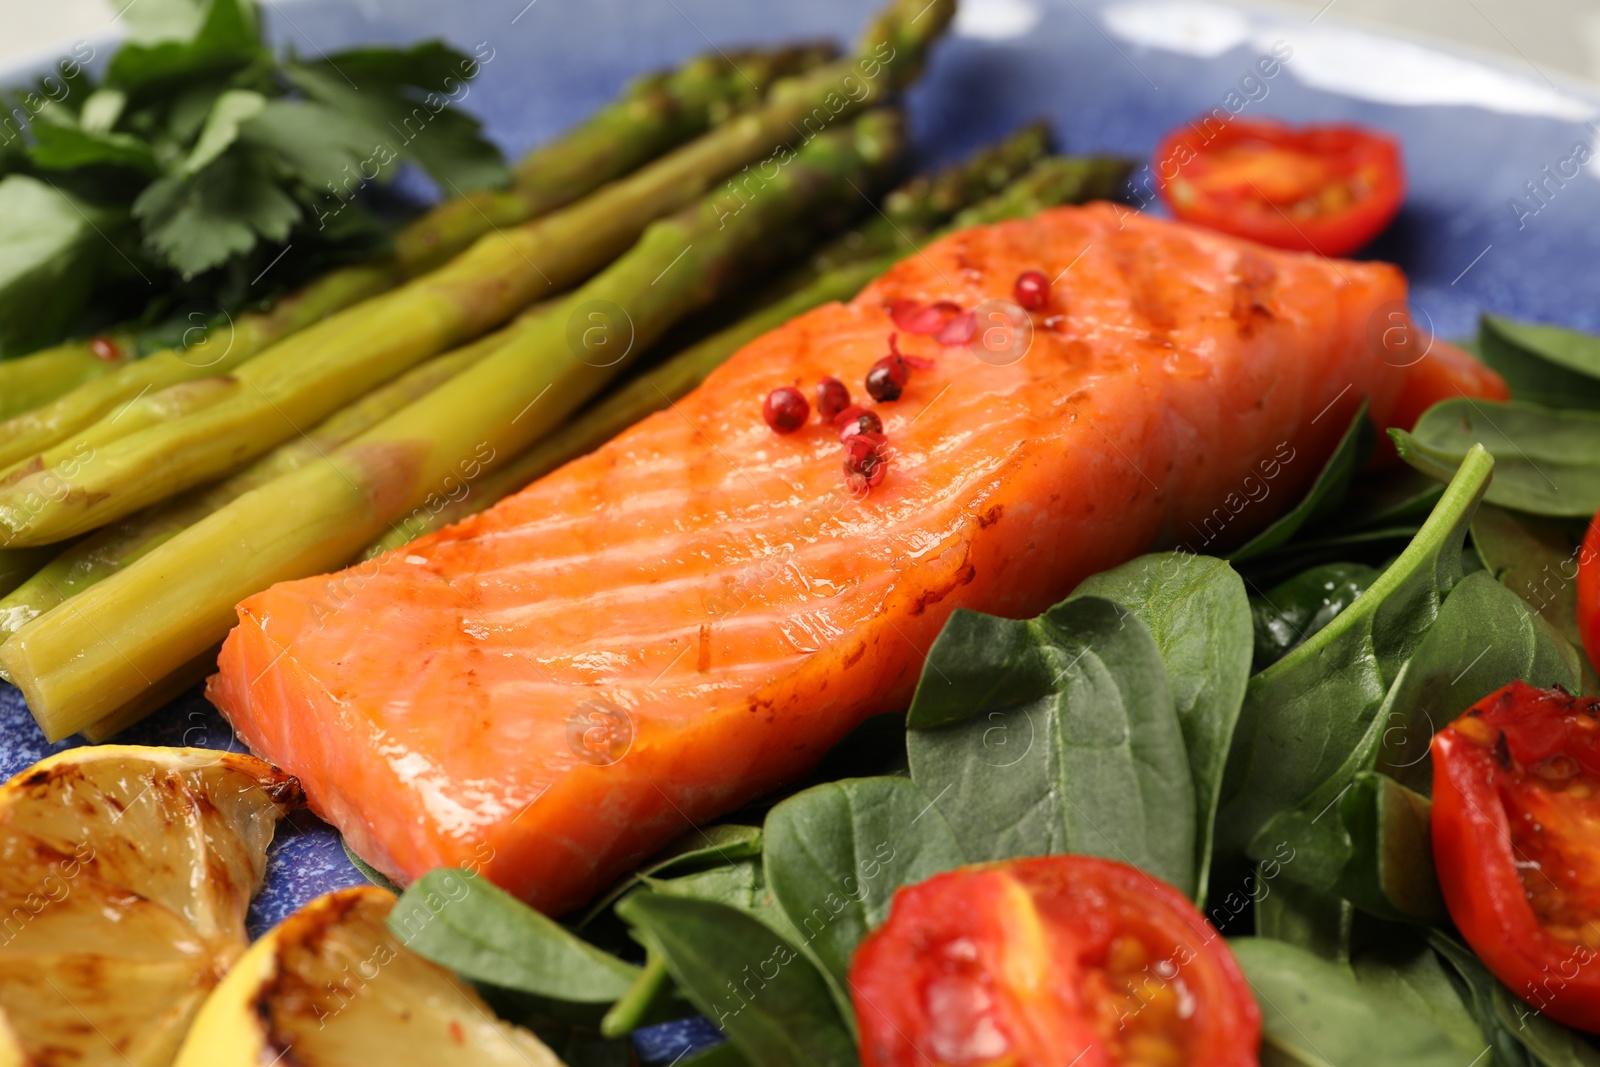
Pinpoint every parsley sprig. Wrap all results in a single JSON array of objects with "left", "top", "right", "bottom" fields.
[{"left": 0, "top": 0, "right": 507, "bottom": 356}]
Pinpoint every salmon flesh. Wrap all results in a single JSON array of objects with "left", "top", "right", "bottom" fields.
[{"left": 210, "top": 203, "right": 1436, "bottom": 914}]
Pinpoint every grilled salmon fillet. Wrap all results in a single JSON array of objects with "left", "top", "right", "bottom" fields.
[{"left": 210, "top": 203, "right": 1446, "bottom": 913}]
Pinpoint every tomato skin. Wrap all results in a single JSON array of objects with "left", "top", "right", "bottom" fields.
[
  {"left": 850, "top": 855, "right": 1261, "bottom": 1067},
  {"left": 1154, "top": 119, "right": 1405, "bottom": 256},
  {"left": 1432, "top": 682, "right": 1600, "bottom": 1032},
  {"left": 1579, "top": 510, "right": 1600, "bottom": 675}
]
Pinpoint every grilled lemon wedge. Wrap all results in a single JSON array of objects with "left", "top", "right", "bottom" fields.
[
  {"left": 0, "top": 745, "right": 301, "bottom": 1066},
  {"left": 175, "top": 885, "right": 564, "bottom": 1066}
]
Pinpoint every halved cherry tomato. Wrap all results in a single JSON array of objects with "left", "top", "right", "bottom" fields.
[
  {"left": 1433, "top": 681, "right": 1600, "bottom": 1031},
  {"left": 850, "top": 855, "right": 1261, "bottom": 1067},
  {"left": 1579, "top": 510, "right": 1600, "bottom": 675},
  {"left": 1155, "top": 119, "right": 1405, "bottom": 256}
]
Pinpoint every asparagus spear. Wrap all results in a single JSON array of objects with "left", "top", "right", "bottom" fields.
[
  {"left": 0, "top": 316, "right": 531, "bottom": 645},
  {"left": 795, "top": 120, "right": 1052, "bottom": 283},
  {"left": 0, "top": 331, "right": 136, "bottom": 422},
  {"left": 0, "top": 46, "right": 831, "bottom": 466},
  {"left": 0, "top": 263, "right": 395, "bottom": 472},
  {"left": 4, "top": 107, "right": 908, "bottom": 739},
  {"left": 0, "top": 0, "right": 954, "bottom": 547},
  {"left": 394, "top": 43, "right": 837, "bottom": 274},
  {"left": 78, "top": 650, "right": 218, "bottom": 744},
  {"left": 949, "top": 154, "right": 1134, "bottom": 226},
  {"left": 0, "top": 547, "right": 58, "bottom": 601},
  {"left": 362, "top": 153, "right": 1137, "bottom": 556}
]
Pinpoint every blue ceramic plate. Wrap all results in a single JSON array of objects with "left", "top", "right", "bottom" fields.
[{"left": 3, "top": 0, "right": 1599, "bottom": 1058}]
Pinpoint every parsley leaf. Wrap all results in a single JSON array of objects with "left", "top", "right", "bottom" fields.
[
  {"left": 107, "top": 0, "right": 264, "bottom": 96},
  {"left": 238, "top": 98, "right": 386, "bottom": 189},
  {"left": 0, "top": 176, "right": 116, "bottom": 355},
  {"left": 285, "top": 48, "right": 509, "bottom": 193},
  {"left": 0, "top": 0, "right": 504, "bottom": 354},
  {"left": 134, "top": 150, "right": 299, "bottom": 277}
]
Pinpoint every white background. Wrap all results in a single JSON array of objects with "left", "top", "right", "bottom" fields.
[{"left": 2, "top": 0, "right": 1600, "bottom": 82}]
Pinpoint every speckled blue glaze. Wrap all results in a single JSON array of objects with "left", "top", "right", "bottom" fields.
[
  {"left": 632, "top": 1015, "right": 726, "bottom": 1063},
  {"left": 2, "top": 0, "right": 1597, "bottom": 1060}
]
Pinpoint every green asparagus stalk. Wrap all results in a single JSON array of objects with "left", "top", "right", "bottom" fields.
[
  {"left": 949, "top": 154, "right": 1135, "bottom": 226},
  {"left": 0, "top": 546, "right": 58, "bottom": 601},
  {"left": 0, "top": 263, "right": 395, "bottom": 472},
  {"left": 0, "top": 316, "right": 532, "bottom": 646},
  {"left": 0, "top": 46, "right": 832, "bottom": 467},
  {"left": 5, "top": 106, "right": 908, "bottom": 740},
  {"left": 78, "top": 649, "right": 219, "bottom": 744},
  {"left": 361, "top": 153, "right": 1137, "bottom": 557},
  {"left": 795, "top": 119, "right": 1052, "bottom": 282},
  {"left": 0, "top": 0, "right": 953, "bottom": 548},
  {"left": 0, "top": 331, "right": 137, "bottom": 421},
  {"left": 394, "top": 43, "right": 837, "bottom": 274}
]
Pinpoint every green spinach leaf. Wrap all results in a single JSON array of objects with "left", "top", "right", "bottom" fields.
[
  {"left": 1396, "top": 400, "right": 1600, "bottom": 517},
  {"left": 1068, "top": 551, "right": 1250, "bottom": 899},
  {"left": 906, "top": 596, "right": 1196, "bottom": 896},
  {"left": 617, "top": 892, "right": 857, "bottom": 1067},
  {"left": 1429, "top": 932, "right": 1600, "bottom": 1067},
  {"left": 1231, "top": 937, "right": 1474, "bottom": 1067},
  {"left": 1480, "top": 314, "right": 1600, "bottom": 411},
  {"left": 598, "top": 949, "right": 694, "bottom": 1038},
  {"left": 1259, "top": 771, "right": 1444, "bottom": 923},
  {"left": 1249, "top": 562, "right": 1380, "bottom": 671},
  {"left": 1255, "top": 878, "right": 1353, "bottom": 964},
  {"left": 762, "top": 776, "right": 964, "bottom": 992},
  {"left": 680, "top": 1042, "right": 752, "bottom": 1067},
  {"left": 580, "top": 824, "right": 763, "bottom": 926},
  {"left": 644, "top": 857, "right": 807, "bottom": 947},
  {"left": 1229, "top": 402, "right": 1372, "bottom": 562},
  {"left": 1250, "top": 571, "right": 1578, "bottom": 919},
  {"left": 1217, "top": 445, "right": 1493, "bottom": 859},
  {"left": 1368, "top": 570, "right": 1579, "bottom": 793},
  {"left": 1473, "top": 504, "right": 1586, "bottom": 648},
  {"left": 341, "top": 838, "right": 398, "bottom": 892},
  {"left": 389, "top": 868, "right": 639, "bottom": 1003},
  {"left": 1349, "top": 925, "right": 1493, "bottom": 1064},
  {"left": 1333, "top": 467, "right": 1448, "bottom": 535}
]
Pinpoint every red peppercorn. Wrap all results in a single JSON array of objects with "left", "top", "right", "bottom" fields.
[
  {"left": 815, "top": 376, "right": 851, "bottom": 421},
  {"left": 833, "top": 406, "right": 883, "bottom": 441},
  {"left": 843, "top": 433, "right": 889, "bottom": 492},
  {"left": 87, "top": 335, "right": 121, "bottom": 363},
  {"left": 763, "top": 386, "right": 809, "bottom": 434},
  {"left": 1014, "top": 269, "right": 1050, "bottom": 311},
  {"left": 890, "top": 299, "right": 964, "bottom": 336},
  {"left": 933, "top": 310, "right": 977, "bottom": 346},
  {"left": 865, "top": 348, "right": 910, "bottom": 402}
]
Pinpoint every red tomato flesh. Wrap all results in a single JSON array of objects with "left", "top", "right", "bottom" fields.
[
  {"left": 1579, "top": 510, "right": 1600, "bottom": 675},
  {"left": 1155, "top": 119, "right": 1404, "bottom": 256},
  {"left": 850, "top": 855, "right": 1261, "bottom": 1067},
  {"left": 1433, "top": 681, "right": 1600, "bottom": 1031}
]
